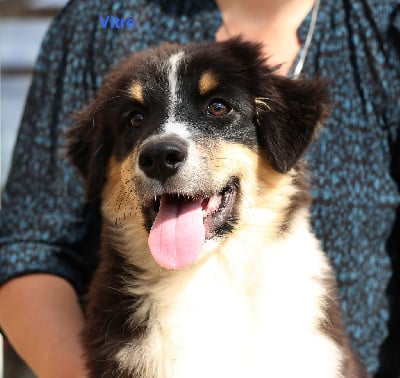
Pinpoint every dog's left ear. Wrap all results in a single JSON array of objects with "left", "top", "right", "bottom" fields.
[
  {"left": 67, "top": 102, "right": 113, "bottom": 201},
  {"left": 255, "top": 75, "right": 329, "bottom": 173}
]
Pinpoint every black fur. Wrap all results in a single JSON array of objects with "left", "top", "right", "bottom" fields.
[
  {"left": 82, "top": 242, "right": 148, "bottom": 378},
  {"left": 254, "top": 75, "right": 328, "bottom": 173}
]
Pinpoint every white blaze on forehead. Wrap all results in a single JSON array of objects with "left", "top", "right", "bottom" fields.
[
  {"left": 167, "top": 50, "right": 184, "bottom": 113},
  {"left": 168, "top": 51, "right": 184, "bottom": 104},
  {"left": 162, "top": 50, "right": 191, "bottom": 138},
  {"left": 163, "top": 120, "right": 191, "bottom": 139}
]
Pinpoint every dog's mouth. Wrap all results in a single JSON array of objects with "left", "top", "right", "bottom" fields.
[{"left": 145, "top": 179, "right": 239, "bottom": 270}]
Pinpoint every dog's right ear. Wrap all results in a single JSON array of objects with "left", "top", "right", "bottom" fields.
[
  {"left": 254, "top": 74, "right": 329, "bottom": 173},
  {"left": 67, "top": 102, "right": 113, "bottom": 201}
]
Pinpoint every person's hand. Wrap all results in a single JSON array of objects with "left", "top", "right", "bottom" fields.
[{"left": 0, "top": 274, "right": 88, "bottom": 378}]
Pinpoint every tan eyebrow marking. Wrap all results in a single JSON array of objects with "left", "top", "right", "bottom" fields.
[
  {"left": 128, "top": 81, "right": 144, "bottom": 104},
  {"left": 198, "top": 70, "right": 219, "bottom": 95}
]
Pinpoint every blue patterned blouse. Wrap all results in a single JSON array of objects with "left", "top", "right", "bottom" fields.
[{"left": 1, "top": 0, "right": 399, "bottom": 375}]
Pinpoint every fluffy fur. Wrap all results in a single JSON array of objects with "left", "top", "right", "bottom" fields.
[{"left": 68, "top": 38, "right": 365, "bottom": 377}]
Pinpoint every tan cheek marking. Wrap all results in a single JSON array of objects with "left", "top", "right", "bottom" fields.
[
  {"left": 209, "top": 142, "right": 295, "bottom": 235},
  {"left": 102, "top": 155, "right": 139, "bottom": 221},
  {"left": 199, "top": 70, "right": 219, "bottom": 96},
  {"left": 102, "top": 156, "right": 155, "bottom": 268},
  {"left": 211, "top": 142, "right": 284, "bottom": 192},
  {"left": 128, "top": 81, "right": 144, "bottom": 104}
]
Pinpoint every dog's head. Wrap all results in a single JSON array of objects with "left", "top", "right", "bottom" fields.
[{"left": 68, "top": 38, "right": 327, "bottom": 270}]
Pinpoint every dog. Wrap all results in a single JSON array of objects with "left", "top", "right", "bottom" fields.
[{"left": 68, "top": 38, "right": 365, "bottom": 378}]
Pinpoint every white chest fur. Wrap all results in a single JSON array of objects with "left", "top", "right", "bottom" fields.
[{"left": 115, "top": 216, "right": 343, "bottom": 378}]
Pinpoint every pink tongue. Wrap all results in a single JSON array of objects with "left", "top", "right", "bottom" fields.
[{"left": 148, "top": 195, "right": 205, "bottom": 269}]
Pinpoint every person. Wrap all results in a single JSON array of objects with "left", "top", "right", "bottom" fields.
[{"left": 0, "top": 0, "right": 399, "bottom": 376}]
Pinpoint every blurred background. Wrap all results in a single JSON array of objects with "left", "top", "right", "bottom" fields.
[
  {"left": 1, "top": 1, "right": 67, "bottom": 376},
  {"left": 1, "top": 0, "right": 67, "bottom": 188}
]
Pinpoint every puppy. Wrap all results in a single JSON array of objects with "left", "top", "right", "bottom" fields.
[{"left": 68, "top": 38, "right": 365, "bottom": 378}]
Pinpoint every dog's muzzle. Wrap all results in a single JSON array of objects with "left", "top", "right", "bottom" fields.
[
  {"left": 137, "top": 136, "right": 238, "bottom": 271},
  {"left": 138, "top": 137, "right": 188, "bottom": 183}
]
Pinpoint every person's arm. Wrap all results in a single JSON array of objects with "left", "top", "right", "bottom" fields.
[
  {"left": 0, "top": 0, "right": 103, "bottom": 374},
  {"left": 0, "top": 274, "right": 87, "bottom": 378}
]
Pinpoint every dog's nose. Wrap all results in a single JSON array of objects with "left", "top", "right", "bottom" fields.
[{"left": 138, "top": 139, "right": 188, "bottom": 182}]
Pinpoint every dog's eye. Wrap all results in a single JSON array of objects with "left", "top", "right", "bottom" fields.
[
  {"left": 129, "top": 112, "right": 145, "bottom": 127},
  {"left": 207, "top": 100, "right": 231, "bottom": 116}
]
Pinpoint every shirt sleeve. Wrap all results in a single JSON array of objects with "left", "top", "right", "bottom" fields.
[
  {"left": 0, "top": 0, "right": 105, "bottom": 296},
  {"left": 385, "top": 2, "right": 400, "bottom": 150},
  {"left": 377, "top": 2, "right": 400, "bottom": 373},
  {"left": 385, "top": 2, "right": 400, "bottom": 199}
]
